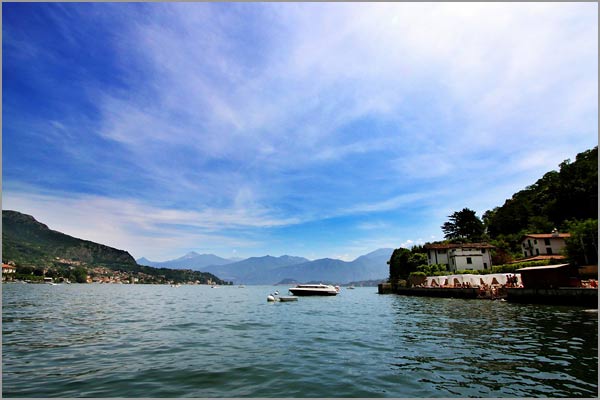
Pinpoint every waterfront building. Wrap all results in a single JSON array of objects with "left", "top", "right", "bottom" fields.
[
  {"left": 521, "top": 229, "right": 570, "bottom": 258},
  {"left": 516, "top": 263, "right": 578, "bottom": 289},
  {"left": 424, "top": 243, "right": 495, "bottom": 272},
  {"left": 2, "top": 264, "right": 17, "bottom": 281}
]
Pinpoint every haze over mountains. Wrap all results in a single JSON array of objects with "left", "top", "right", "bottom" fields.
[
  {"left": 137, "top": 252, "right": 235, "bottom": 270},
  {"left": 2, "top": 209, "right": 392, "bottom": 285},
  {"left": 136, "top": 248, "right": 393, "bottom": 284}
]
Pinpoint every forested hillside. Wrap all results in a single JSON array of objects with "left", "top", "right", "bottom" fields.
[
  {"left": 483, "top": 147, "right": 597, "bottom": 237},
  {"left": 482, "top": 147, "right": 597, "bottom": 259},
  {"left": 2, "top": 210, "right": 137, "bottom": 267},
  {"left": 2, "top": 210, "right": 228, "bottom": 284}
]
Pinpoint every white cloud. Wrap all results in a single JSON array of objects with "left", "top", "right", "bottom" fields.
[
  {"left": 108, "top": 3, "right": 594, "bottom": 181},
  {"left": 2, "top": 189, "right": 298, "bottom": 260},
  {"left": 4, "top": 3, "right": 596, "bottom": 261},
  {"left": 342, "top": 192, "right": 436, "bottom": 215}
]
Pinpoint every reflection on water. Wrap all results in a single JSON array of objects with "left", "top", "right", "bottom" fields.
[
  {"left": 2, "top": 283, "right": 597, "bottom": 397},
  {"left": 388, "top": 296, "right": 598, "bottom": 397}
]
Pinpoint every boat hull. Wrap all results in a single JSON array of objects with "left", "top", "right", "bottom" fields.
[{"left": 288, "top": 289, "right": 338, "bottom": 296}]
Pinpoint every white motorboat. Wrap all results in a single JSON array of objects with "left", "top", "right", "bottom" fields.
[
  {"left": 267, "top": 293, "right": 299, "bottom": 302},
  {"left": 288, "top": 283, "right": 339, "bottom": 296}
]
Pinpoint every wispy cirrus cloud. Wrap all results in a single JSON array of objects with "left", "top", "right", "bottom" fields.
[{"left": 3, "top": 2, "right": 596, "bottom": 260}]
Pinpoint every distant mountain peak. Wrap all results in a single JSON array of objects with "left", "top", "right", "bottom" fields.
[
  {"left": 354, "top": 248, "right": 393, "bottom": 261},
  {"left": 137, "top": 257, "right": 153, "bottom": 265},
  {"left": 138, "top": 252, "right": 236, "bottom": 270},
  {"left": 182, "top": 251, "right": 201, "bottom": 259}
]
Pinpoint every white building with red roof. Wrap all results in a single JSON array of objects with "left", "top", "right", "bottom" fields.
[
  {"left": 521, "top": 229, "right": 570, "bottom": 259},
  {"left": 424, "top": 243, "right": 495, "bottom": 272},
  {"left": 2, "top": 264, "right": 17, "bottom": 280}
]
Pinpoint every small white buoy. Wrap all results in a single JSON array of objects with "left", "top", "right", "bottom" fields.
[{"left": 267, "top": 294, "right": 276, "bottom": 302}]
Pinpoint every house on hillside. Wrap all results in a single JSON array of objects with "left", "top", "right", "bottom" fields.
[
  {"left": 2, "top": 264, "right": 16, "bottom": 281},
  {"left": 521, "top": 229, "right": 570, "bottom": 259},
  {"left": 424, "top": 243, "right": 495, "bottom": 272}
]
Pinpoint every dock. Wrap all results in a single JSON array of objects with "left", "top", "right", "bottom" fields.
[
  {"left": 388, "top": 286, "right": 479, "bottom": 299},
  {"left": 379, "top": 283, "right": 598, "bottom": 307},
  {"left": 378, "top": 283, "right": 479, "bottom": 299},
  {"left": 507, "top": 287, "right": 598, "bottom": 307}
]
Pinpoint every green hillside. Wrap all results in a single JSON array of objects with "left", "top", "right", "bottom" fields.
[
  {"left": 2, "top": 210, "right": 228, "bottom": 284},
  {"left": 2, "top": 210, "right": 137, "bottom": 267},
  {"left": 482, "top": 146, "right": 598, "bottom": 261},
  {"left": 483, "top": 146, "right": 598, "bottom": 237}
]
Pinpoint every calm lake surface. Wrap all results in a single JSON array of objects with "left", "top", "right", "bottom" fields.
[{"left": 2, "top": 283, "right": 598, "bottom": 397}]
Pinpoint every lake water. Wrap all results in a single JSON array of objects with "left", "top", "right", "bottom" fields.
[{"left": 2, "top": 283, "right": 598, "bottom": 397}]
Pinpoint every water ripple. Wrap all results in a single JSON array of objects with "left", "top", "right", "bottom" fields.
[{"left": 2, "top": 284, "right": 597, "bottom": 397}]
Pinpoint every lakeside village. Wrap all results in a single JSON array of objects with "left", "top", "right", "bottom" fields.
[
  {"left": 1, "top": 260, "right": 222, "bottom": 286},
  {"left": 379, "top": 229, "right": 598, "bottom": 307}
]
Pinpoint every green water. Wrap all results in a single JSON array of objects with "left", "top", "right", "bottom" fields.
[{"left": 2, "top": 283, "right": 598, "bottom": 397}]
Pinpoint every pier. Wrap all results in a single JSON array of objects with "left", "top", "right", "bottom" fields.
[
  {"left": 507, "top": 287, "right": 598, "bottom": 307},
  {"left": 378, "top": 284, "right": 479, "bottom": 299}
]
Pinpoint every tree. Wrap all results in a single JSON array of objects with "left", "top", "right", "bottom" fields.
[
  {"left": 388, "top": 247, "right": 428, "bottom": 284},
  {"left": 441, "top": 208, "right": 485, "bottom": 241},
  {"left": 416, "top": 263, "right": 447, "bottom": 276},
  {"left": 73, "top": 267, "right": 88, "bottom": 283},
  {"left": 564, "top": 219, "right": 598, "bottom": 265}
]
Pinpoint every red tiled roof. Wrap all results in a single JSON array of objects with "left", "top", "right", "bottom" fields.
[
  {"left": 424, "top": 242, "right": 495, "bottom": 249},
  {"left": 523, "top": 233, "right": 571, "bottom": 239}
]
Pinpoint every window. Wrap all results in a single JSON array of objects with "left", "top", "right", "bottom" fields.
[
  {"left": 466, "top": 257, "right": 472, "bottom": 264},
  {"left": 536, "top": 248, "right": 539, "bottom": 255},
  {"left": 547, "top": 247, "right": 553, "bottom": 255},
  {"left": 528, "top": 240, "right": 532, "bottom": 247},
  {"left": 484, "top": 262, "right": 488, "bottom": 269},
  {"left": 544, "top": 238, "right": 550, "bottom": 246},
  {"left": 534, "top": 239, "right": 537, "bottom": 245},
  {"left": 481, "top": 249, "right": 486, "bottom": 254}
]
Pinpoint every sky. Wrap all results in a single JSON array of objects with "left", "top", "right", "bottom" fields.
[{"left": 2, "top": 2, "right": 598, "bottom": 262}]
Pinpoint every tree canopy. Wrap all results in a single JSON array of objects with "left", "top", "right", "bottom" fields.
[
  {"left": 388, "top": 246, "right": 427, "bottom": 283},
  {"left": 564, "top": 219, "right": 598, "bottom": 265},
  {"left": 484, "top": 147, "right": 597, "bottom": 237},
  {"left": 441, "top": 208, "right": 485, "bottom": 242}
]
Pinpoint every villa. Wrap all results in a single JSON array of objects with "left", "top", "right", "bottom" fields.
[
  {"left": 521, "top": 229, "right": 570, "bottom": 258},
  {"left": 424, "top": 243, "right": 495, "bottom": 272}
]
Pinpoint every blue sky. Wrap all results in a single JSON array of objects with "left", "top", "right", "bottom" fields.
[{"left": 3, "top": 3, "right": 598, "bottom": 261}]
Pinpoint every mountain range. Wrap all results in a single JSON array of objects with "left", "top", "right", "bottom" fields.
[
  {"left": 1, "top": 209, "right": 392, "bottom": 285},
  {"left": 137, "top": 252, "right": 235, "bottom": 270},
  {"left": 137, "top": 248, "right": 393, "bottom": 285}
]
